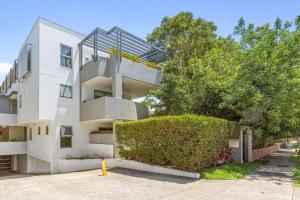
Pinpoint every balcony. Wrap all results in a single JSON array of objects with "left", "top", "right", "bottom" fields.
[
  {"left": 0, "top": 142, "right": 27, "bottom": 155},
  {"left": 0, "top": 113, "right": 17, "bottom": 126},
  {"left": 80, "top": 96, "right": 148, "bottom": 122},
  {"left": 80, "top": 56, "right": 162, "bottom": 87},
  {"left": 0, "top": 95, "right": 17, "bottom": 126}
]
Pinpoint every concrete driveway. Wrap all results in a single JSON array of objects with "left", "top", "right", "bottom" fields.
[{"left": 0, "top": 148, "right": 299, "bottom": 200}]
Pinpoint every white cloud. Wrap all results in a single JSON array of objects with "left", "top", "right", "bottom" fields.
[{"left": 0, "top": 62, "right": 12, "bottom": 75}]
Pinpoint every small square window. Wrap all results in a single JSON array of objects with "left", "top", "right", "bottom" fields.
[
  {"left": 60, "top": 84, "right": 72, "bottom": 98},
  {"left": 60, "top": 126, "right": 72, "bottom": 148},
  {"left": 60, "top": 137, "right": 72, "bottom": 148},
  {"left": 60, "top": 44, "right": 72, "bottom": 68}
]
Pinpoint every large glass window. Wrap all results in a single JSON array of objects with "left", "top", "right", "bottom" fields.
[
  {"left": 60, "top": 44, "right": 72, "bottom": 68},
  {"left": 60, "top": 126, "right": 72, "bottom": 148},
  {"left": 60, "top": 84, "right": 72, "bottom": 98}
]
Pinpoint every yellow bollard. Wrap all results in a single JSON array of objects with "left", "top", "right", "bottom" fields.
[{"left": 102, "top": 159, "right": 107, "bottom": 176}]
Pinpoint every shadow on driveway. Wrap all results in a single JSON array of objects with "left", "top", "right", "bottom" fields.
[{"left": 107, "top": 167, "right": 198, "bottom": 184}]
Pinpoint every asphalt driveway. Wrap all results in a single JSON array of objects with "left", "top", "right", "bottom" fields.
[{"left": 0, "top": 148, "right": 299, "bottom": 200}]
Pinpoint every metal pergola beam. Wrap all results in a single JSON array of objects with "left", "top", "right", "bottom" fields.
[{"left": 79, "top": 26, "right": 168, "bottom": 64}]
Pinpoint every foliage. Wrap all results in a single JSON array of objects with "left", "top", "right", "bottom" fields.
[
  {"left": 110, "top": 48, "right": 162, "bottom": 70},
  {"left": 188, "top": 41, "right": 240, "bottom": 121},
  {"left": 202, "top": 163, "right": 260, "bottom": 180},
  {"left": 144, "top": 61, "right": 161, "bottom": 70},
  {"left": 115, "top": 114, "right": 240, "bottom": 172},
  {"left": 290, "top": 154, "right": 300, "bottom": 187},
  {"left": 110, "top": 48, "right": 142, "bottom": 63},
  {"left": 147, "top": 12, "right": 217, "bottom": 69},
  {"left": 146, "top": 12, "right": 300, "bottom": 140},
  {"left": 145, "top": 60, "right": 192, "bottom": 115},
  {"left": 145, "top": 12, "right": 238, "bottom": 118},
  {"left": 252, "top": 130, "right": 274, "bottom": 149},
  {"left": 224, "top": 17, "right": 300, "bottom": 138}
]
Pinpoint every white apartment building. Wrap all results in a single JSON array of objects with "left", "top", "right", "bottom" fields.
[{"left": 0, "top": 18, "right": 166, "bottom": 174}]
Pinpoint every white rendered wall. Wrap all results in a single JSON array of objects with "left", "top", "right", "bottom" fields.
[
  {"left": 27, "top": 122, "right": 51, "bottom": 162},
  {"left": 38, "top": 20, "right": 87, "bottom": 173},
  {"left": 0, "top": 142, "right": 27, "bottom": 155},
  {"left": 28, "top": 156, "right": 51, "bottom": 173},
  {"left": 0, "top": 113, "right": 17, "bottom": 126},
  {"left": 17, "top": 21, "right": 39, "bottom": 125}
]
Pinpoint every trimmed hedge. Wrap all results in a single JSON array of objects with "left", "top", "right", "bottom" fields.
[{"left": 115, "top": 114, "right": 240, "bottom": 172}]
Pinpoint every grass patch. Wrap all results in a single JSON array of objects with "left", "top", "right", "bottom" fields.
[
  {"left": 289, "top": 154, "right": 300, "bottom": 187},
  {"left": 202, "top": 163, "right": 260, "bottom": 180}
]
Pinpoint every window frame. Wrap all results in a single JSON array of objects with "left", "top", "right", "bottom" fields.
[
  {"left": 60, "top": 84, "right": 73, "bottom": 98},
  {"left": 60, "top": 126, "right": 72, "bottom": 148},
  {"left": 60, "top": 44, "right": 72, "bottom": 68}
]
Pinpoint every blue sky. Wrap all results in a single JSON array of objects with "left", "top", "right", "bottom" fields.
[{"left": 0, "top": 0, "right": 299, "bottom": 82}]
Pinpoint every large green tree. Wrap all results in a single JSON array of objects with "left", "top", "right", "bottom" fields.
[
  {"left": 225, "top": 17, "right": 300, "bottom": 139},
  {"left": 145, "top": 12, "right": 237, "bottom": 117}
]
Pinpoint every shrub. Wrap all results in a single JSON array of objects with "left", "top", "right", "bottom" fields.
[
  {"left": 110, "top": 48, "right": 142, "bottom": 63},
  {"left": 110, "top": 48, "right": 161, "bottom": 70},
  {"left": 115, "top": 114, "right": 240, "bottom": 172},
  {"left": 144, "top": 61, "right": 161, "bottom": 70}
]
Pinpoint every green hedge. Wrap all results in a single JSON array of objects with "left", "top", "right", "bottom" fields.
[{"left": 115, "top": 114, "right": 240, "bottom": 172}]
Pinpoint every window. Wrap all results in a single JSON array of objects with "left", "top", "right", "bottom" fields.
[
  {"left": 46, "top": 126, "right": 49, "bottom": 135},
  {"left": 60, "top": 84, "right": 72, "bottom": 98},
  {"left": 27, "top": 47, "right": 32, "bottom": 72},
  {"left": 60, "top": 126, "right": 72, "bottom": 148},
  {"left": 60, "top": 44, "right": 72, "bottom": 68},
  {"left": 29, "top": 128, "right": 32, "bottom": 141},
  {"left": 94, "top": 90, "right": 112, "bottom": 99},
  {"left": 38, "top": 127, "right": 41, "bottom": 135}
]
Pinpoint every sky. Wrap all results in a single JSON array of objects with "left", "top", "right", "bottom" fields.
[{"left": 0, "top": 0, "right": 299, "bottom": 82}]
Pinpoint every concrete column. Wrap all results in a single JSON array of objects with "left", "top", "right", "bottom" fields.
[
  {"left": 11, "top": 155, "right": 18, "bottom": 171},
  {"left": 112, "top": 57, "right": 122, "bottom": 99},
  {"left": 230, "top": 129, "right": 243, "bottom": 164},
  {"left": 243, "top": 127, "right": 253, "bottom": 162}
]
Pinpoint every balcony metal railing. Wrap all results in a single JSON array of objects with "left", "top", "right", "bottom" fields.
[{"left": 79, "top": 26, "right": 168, "bottom": 67}]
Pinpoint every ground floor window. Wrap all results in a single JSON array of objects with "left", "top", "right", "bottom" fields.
[{"left": 60, "top": 126, "right": 72, "bottom": 148}]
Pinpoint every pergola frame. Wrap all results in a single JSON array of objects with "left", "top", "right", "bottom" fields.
[{"left": 78, "top": 26, "right": 167, "bottom": 67}]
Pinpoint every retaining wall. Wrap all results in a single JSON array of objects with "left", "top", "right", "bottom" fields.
[{"left": 252, "top": 143, "right": 281, "bottom": 161}]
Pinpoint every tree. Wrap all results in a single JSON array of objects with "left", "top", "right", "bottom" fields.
[
  {"left": 225, "top": 18, "right": 300, "bottom": 139},
  {"left": 188, "top": 38, "right": 240, "bottom": 120},
  {"left": 145, "top": 12, "right": 237, "bottom": 117},
  {"left": 144, "top": 59, "right": 192, "bottom": 115},
  {"left": 147, "top": 12, "right": 217, "bottom": 73}
]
